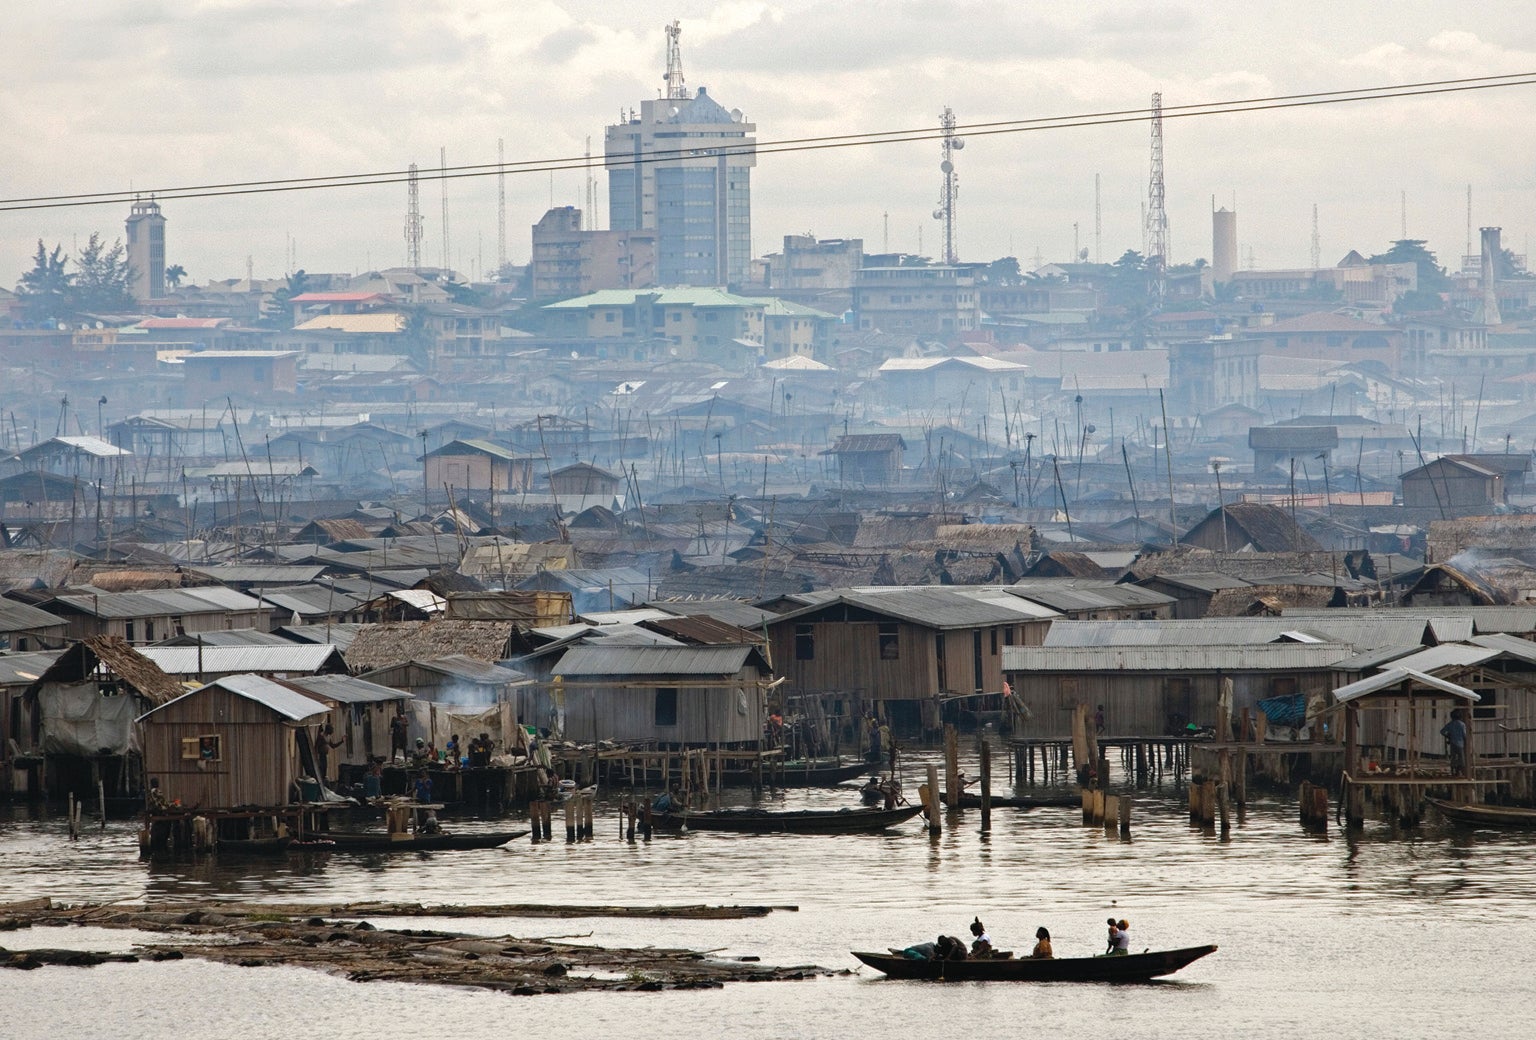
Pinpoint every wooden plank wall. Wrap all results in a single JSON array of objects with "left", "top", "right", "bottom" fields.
[{"left": 142, "top": 688, "right": 313, "bottom": 808}]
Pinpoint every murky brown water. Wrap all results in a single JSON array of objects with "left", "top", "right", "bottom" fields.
[{"left": 3, "top": 747, "right": 1533, "bottom": 1039}]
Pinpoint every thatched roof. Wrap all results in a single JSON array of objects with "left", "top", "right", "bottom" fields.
[
  {"left": 1182, "top": 504, "right": 1322, "bottom": 554},
  {"left": 343, "top": 620, "right": 515, "bottom": 673},
  {"left": 295, "top": 518, "right": 372, "bottom": 543},
  {"left": 33, "top": 636, "right": 183, "bottom": 705},
  {"left": 80, "top": 569, "right": 187, "bottom": 593}
]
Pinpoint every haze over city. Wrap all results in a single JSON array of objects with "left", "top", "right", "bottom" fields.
[{"left": 5, "top": 1, "right": 1536, "bottom": 281}]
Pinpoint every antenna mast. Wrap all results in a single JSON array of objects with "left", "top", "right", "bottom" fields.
[
  {"left": 1145, "top": 92, "right": 1168, "bottom": 308},
  {"left": 934, "top": 106, "right": 962, "bottom": 265},
  {"left": 497, "top": 139, "right": 507, "bottom": 272},
  {"left": 1094, "top": 172, "right": 1102, "bottom": 263},
  {"left": 1310, "top": 203, "right": 1320, "bottom": 268},
  {"left": 664, "top": 20, "right": 689, "bottom": 100},
  {"left": 585, "top": 136, "right": 595, "bottom": 231},
  {"left": 405, "top": 162, "right": 422, "bottom": 271},
  {"left": 439, "top": 146, "right": 451, "bottom": 273}
]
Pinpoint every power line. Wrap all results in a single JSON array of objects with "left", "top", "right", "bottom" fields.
[{"left": 3, "top": 72, "right": 1535, "bottom": 213}]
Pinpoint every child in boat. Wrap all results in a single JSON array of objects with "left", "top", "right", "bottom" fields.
[
  {"left": 1031, "top": 927, "right": 1053, "bottom": 959},
  {"left": 968, "top": 917, "right": 992, "bottom": 957},
  {"left": 1110, "top": 919, "right": 1131, "bottom": 955}
]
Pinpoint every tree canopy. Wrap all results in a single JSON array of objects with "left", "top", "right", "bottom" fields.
[
  {"left": 1369, "top": 239, "right": 1450, "bottom": 293},
  {"left": 15, "top": 235, "right": 136, "bottom": 322}
]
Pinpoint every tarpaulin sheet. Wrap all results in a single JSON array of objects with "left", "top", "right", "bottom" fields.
[{"left": 40, "top": 684, "right": 140, "bottom": 756}]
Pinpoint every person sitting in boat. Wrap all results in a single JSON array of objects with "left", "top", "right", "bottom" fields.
[
  {"left": 1031, "top": 927, "right": 1053, "bottom": 959},
  {"left": 968, "top": 917, "right": 993, "bottom": 957},
  {"left": 652, "top": 786, "right": 683, "bottom": 814},
  {"left": 1109, "top": 919, "right": 1131, "bottom": 955},
  {"left": 933, "top": 934, "right": 968, "bottom": 960},
  {"left": 1105, "top": 918, "right": 1121, "bottom": 955}
]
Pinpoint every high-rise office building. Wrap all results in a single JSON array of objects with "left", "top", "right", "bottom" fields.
[
  {"left": 125, "top": 197, "right": 166, "bottom": 301},
  {"left": 604, "top": 24, "right": 756, "bottom": 287}
]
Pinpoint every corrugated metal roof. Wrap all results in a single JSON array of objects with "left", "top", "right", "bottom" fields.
[
  {"left": 553, "top": 644, "right": 758, "bottom": 677},
  {"left": 1333, "top": 645, "right": 1423, "bottom": 672},
  {"left": 141, "top": 673, "right": 331, "bottom": 723},
  {"left": 1140, "top": 572, "right": 1253, "bottom": 593},
  {"left": 154, "top": 629, "right": 295, "bottom": 647},
  {"left": 652, "top": 599, "right": 777, "bottom": 629},
  {"left": 402, "top": 655, "right": 528, "bottom": 684},
  {"left": 1002, "top": 644, "right": 1355, "bottom": 673},
  {"left": 385, "top": 589, "right": 447, "bottom": 613},
  {"left": 182, "top": 564, "right": 328, "bottom": 585},
  {"left": 1282, "top": 606, "right": 1536, "bottom": 635},
  {"left": 289, "top": 673, "right": 411, "bottom": 705},
  {"left": 1005, "top": 583, "right": 1176, "bottom": 613},
  {"left": 0, "top": 600, "right": 67, "bottom": 631},
  {"left": 773, "top": 587, "right": 1058, "bottom": 629},
  {"left": 0, "top": 650, "right": 63, "bottom": 685},
  {"left": 1043, "top": 617, "right": 1430, "bottom": 650},
  {"left": 1382, "top": 644, "right": 1499, "bottom": 674},
  {"left": 50, "top": 586, "right": 265, "bottom": 618},
  {"left": 136, "top": 644, "right": 343, "bottom": 676},
  {"left": 1468, "top": 632, "right": 1536, "bottom": 662},
  {"left": 1334, "top": 667, "right": 1479, "bottom": 704},
  {"left": 578, "top": 608, "right": 673, "bottom": 625},
  {"left": 278, "top": 623, "right": 367, "bottom": 650}
]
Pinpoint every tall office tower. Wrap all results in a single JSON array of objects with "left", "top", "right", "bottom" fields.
[
  {"left": 604, "top": 21, "right": 757, "bottom": 287},
  {"left": 125, "top": 197, "right": 166, "bottom": 301}
]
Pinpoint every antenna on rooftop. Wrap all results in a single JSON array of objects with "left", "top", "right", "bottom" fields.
[
  {"left": 934, "top": 106, "right": 962, "bottom": 265},
  {"left": 496, "top": 139, "right": 507, "bottom": 272},
  {"left": 1145, "top": 92, "right": 1168, "bottom": 308},
  {"left": 405, "top": 163, "right": 423, "bottom": 271},
  {"left": 439, "top": 146, "right": 451, "bottom": 273},
  {"left": 664, "top": 20, "right": 689, "bottom": 100},
  {"left": 1311, "top": 203, "right": 1320, "bottom": 268},
  {"left": 1094, "top": 172, "right": 1102, "bottom": 263}
]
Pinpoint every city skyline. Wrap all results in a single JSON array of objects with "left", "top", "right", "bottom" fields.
[{"left": 3, "top": 2, "right": 1535, "bottom": 286}]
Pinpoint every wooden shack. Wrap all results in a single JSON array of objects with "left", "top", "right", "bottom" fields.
[
  {"left": 138, "top": 674, "right": 332, "bottom": 810},
  {"left": 819, "top": 433, "right": 905, "bottom": 487},
  {"left": 764, "top": 587, "right": 1057, "bottom": 735},
  {"left": 24, "top": 636, "right": 184, "bottom": 802},
  {"left": 545, "top": 644, "right": 772, "bottom": 746}
]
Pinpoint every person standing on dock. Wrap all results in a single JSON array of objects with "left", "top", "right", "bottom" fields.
[
  {"left": 1441, "top": 710, "right": 1468, "bottom": 777},
  {"left": 389, "top": 709, "right": 409, "bottom": 763},
  {"left": 1094, "top": 705, "right": 1105, "bottom": 736},
  {"left": 314, "top": 724, "right": 342, "bottom": 784}
]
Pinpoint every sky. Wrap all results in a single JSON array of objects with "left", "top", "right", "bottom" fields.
[{"left": 4, "top": 1, "right": 1536, "bottom": 288}]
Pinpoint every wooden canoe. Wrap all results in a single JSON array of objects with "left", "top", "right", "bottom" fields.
[
  {"left": 852, "top": 944, "right": 1217, "bottom": 982},
  {"left": 219, "top": 830, "right": 528, "bottom": 854},
  {"left": 651, "top": 803, "right": 924, "bottom": 835},
  {"left": 1427, "top": 797, "right": 1536, "bottom": 828},
  {"left": 721, "top": 758, "right": 876, "bottom": 787}
]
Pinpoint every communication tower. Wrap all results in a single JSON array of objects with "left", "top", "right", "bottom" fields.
[
  {"left": 497, "top": 139, "right": 507, "bottom": 271},
  {"left": 1310, "top": 204, "right": 1320, "bottom": 269},
  {"left": 405, "top": 163, "right": 423, "bottom": 271},
  {"left": 439, "top": 146, "right": 451, "bottom": 273},
  {"left": 1145, "top": 92, "right": 1168, "bottom": 308},
  {"left": 664, "top": 20, "right": 689, "bottom": 100},
  {"left": 933, "top": 107, "right": 963, "bottom": 265}
]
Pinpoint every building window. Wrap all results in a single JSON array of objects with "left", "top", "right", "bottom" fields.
[
  {"left": 878, "top": 622, "right": 899, "bottom": 660},
  {"left": 795, "top": 624, "right": 815, "bottom": 660},
  {"left": 990, "top": 628, "right": 999, "bottom": 655},
  {"left": 655, "top": 688, "right": 678, "bottom": 727}
]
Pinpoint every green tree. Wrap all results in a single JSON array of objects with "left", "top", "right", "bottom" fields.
[
  {"left": 261, "top": 269, "right": 310, "bottom": 328},
  {"left": 1369, "top": 239, "right": 1450, "bottom": 294},
  {"left": 16, "top": 240, "right": 71, "bottom": 323},
  {"left": 165, "top": 264, "right": 187, "bottom": 290},
  {"left": 72, "top": 233, "right": 135, "bottom": 313}
]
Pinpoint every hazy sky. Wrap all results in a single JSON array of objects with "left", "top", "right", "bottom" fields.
[{"left": 5, "top": 1, "right": 1536, "bottom": 288}]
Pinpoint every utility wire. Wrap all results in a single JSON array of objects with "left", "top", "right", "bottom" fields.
[{"left": 2, "top": 71, "right": 1534, "bottom": 213}]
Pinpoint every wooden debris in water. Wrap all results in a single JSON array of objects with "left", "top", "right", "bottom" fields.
[{"left": 0, "top": 898, "right": 828, "bottom": 996}]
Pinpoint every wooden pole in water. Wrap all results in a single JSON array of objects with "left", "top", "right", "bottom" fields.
[
  {"left": 924, "top": 764, "right": 942, "bottom": 834},
  {"left": 1216, "top": 781, "right": 1231, "bottom": 836},
  {"left": 1103, "top": 793, "right": 1118, "bottom": 834},
  {"left": 99, "top": 779, "right": 107, "bottom": 829},
  {"left": 943, "top": 725, "right": 960, "bottom": 809},
  {"left": 979, "top": 742, "right": 992, "bottom": 835},
  {"left": 1118, "top": 794, "right": 1132, "bottom": 837}
]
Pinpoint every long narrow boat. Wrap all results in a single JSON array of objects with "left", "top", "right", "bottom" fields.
[
  {"left": 852, "top": 944, "right": 1217, "bottom": 982},
  {"left": 720, "top": 758, "right": 876, "bottom": 787},
  {"left": 1427, "top": 797, "right": 1536, "bottom": 828},
  {"left": 219, "top": 830, "right": 528, "bottom": 854},
  {"left": 652, "top": 803, "right": 924, "bottom": 835}
]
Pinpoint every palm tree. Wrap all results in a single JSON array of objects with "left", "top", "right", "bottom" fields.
[{"left": 165, "top": 264, "right": 187, "bottom": 290}]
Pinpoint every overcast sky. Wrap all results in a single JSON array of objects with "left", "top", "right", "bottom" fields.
[{"left": 5, "top": 1, "right": 1536, "bottom": 288}]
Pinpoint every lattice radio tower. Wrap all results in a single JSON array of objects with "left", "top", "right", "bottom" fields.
[
  {"left": 1145, "top": 92, "right": 1168, "bottom": 308},
  {"left": 664, "top": 20, "right": 689, "bottom": 100},
  {"left": 496, "top": 139, "right": 507, "bottom": 272},
  {"left": 934, "top": 107, "right": 963, "bottom": 265},
  {"left": 439, "top": 146, "right": 451, "bottom": 273},
  {"left": 405, "top": 162, "right": 423, "bottom": 271}
]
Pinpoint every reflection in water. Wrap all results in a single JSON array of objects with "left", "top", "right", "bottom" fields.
[{"left": 4, "top": 753, "right": 1536, "bottom": 1039}]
